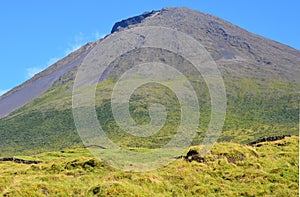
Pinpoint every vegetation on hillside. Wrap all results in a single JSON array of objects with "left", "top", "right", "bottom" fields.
[
  {"left": 0, "top": 136, "right": 298, "bottom": 196},
  {"left": 0, "top": 73, "right": 298, "bottom": 156}
]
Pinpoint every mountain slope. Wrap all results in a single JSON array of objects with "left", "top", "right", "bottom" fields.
[
  {"left": 0, "top": 7, "right": 299, "bottom": 156},
  {"left": 111, "top": 8, "right": 299, "bottom": 82},
  {"left": 0, "top": 42, "right": 97, "bottom": 119}
]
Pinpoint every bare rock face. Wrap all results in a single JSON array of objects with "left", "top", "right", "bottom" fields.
[{"left": 111, "top": 10, "right": 159, "bottom": 33}]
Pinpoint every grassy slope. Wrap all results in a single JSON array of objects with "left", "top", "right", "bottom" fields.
[
  {"left": 0, "top": 74, "right": 298, "bottom": 156},
  {"left": 0, "top": 136, "right": 298, "bottom": 196},
  {"left": 0, "top": 48, "right": 298, "bottom": 156}
]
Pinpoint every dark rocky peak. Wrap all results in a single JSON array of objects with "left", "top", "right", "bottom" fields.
[{"left": 111, "top": 10, "right": 159, "bottom": 33}]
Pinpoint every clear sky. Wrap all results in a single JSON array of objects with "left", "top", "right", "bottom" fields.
[{"left": 0, "top": 0, "right": 299, "bottom": 95}]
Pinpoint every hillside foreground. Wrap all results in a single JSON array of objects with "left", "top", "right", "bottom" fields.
[{"left": 0, "top": 136, "right": 298, "bottom": 196}]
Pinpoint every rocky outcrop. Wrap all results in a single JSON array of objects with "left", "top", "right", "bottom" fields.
[
  {"left": 0, "top": 157, "right": 42, "bottom": 164},
  {"left": 111, "top": 10, "right": 159, "bottom": 33},
  {"left": 247, "top": 135, "right": 291, "bottom": 146}
]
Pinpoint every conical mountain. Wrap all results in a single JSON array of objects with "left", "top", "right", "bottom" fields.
[{"left": 0, "top": 7, "right": 299, "bottom": 156}]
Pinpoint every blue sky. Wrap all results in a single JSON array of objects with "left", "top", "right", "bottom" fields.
[{"left": 0, "top": 0, "right": 299, "bottom": 95}]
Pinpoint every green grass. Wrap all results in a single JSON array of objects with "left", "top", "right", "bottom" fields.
[
  {"left": 0, "top": 52, "right": 299, "bottom": 156},
  {"left": 0, "top": 65, "right": 298, "bottom": 156},
  {"left": 0, "top": 136, "right": 298, "bottom": 196}
]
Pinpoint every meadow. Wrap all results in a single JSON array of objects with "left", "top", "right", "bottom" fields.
[{"left": 0, "top": 136, "right": 298, "bottom": 196}]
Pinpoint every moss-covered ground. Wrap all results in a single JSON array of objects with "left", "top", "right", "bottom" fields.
[{"left": 1, "top": 136, "right": 298, "bottom": 196}]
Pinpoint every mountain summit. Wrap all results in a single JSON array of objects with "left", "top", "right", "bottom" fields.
[{"left": 0, "top": 7, "right": 299, "bottom": 156}]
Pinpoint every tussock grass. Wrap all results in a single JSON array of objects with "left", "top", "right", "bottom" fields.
[{"left": 0, "top": 136, "right": 298, "bottom": 196}]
